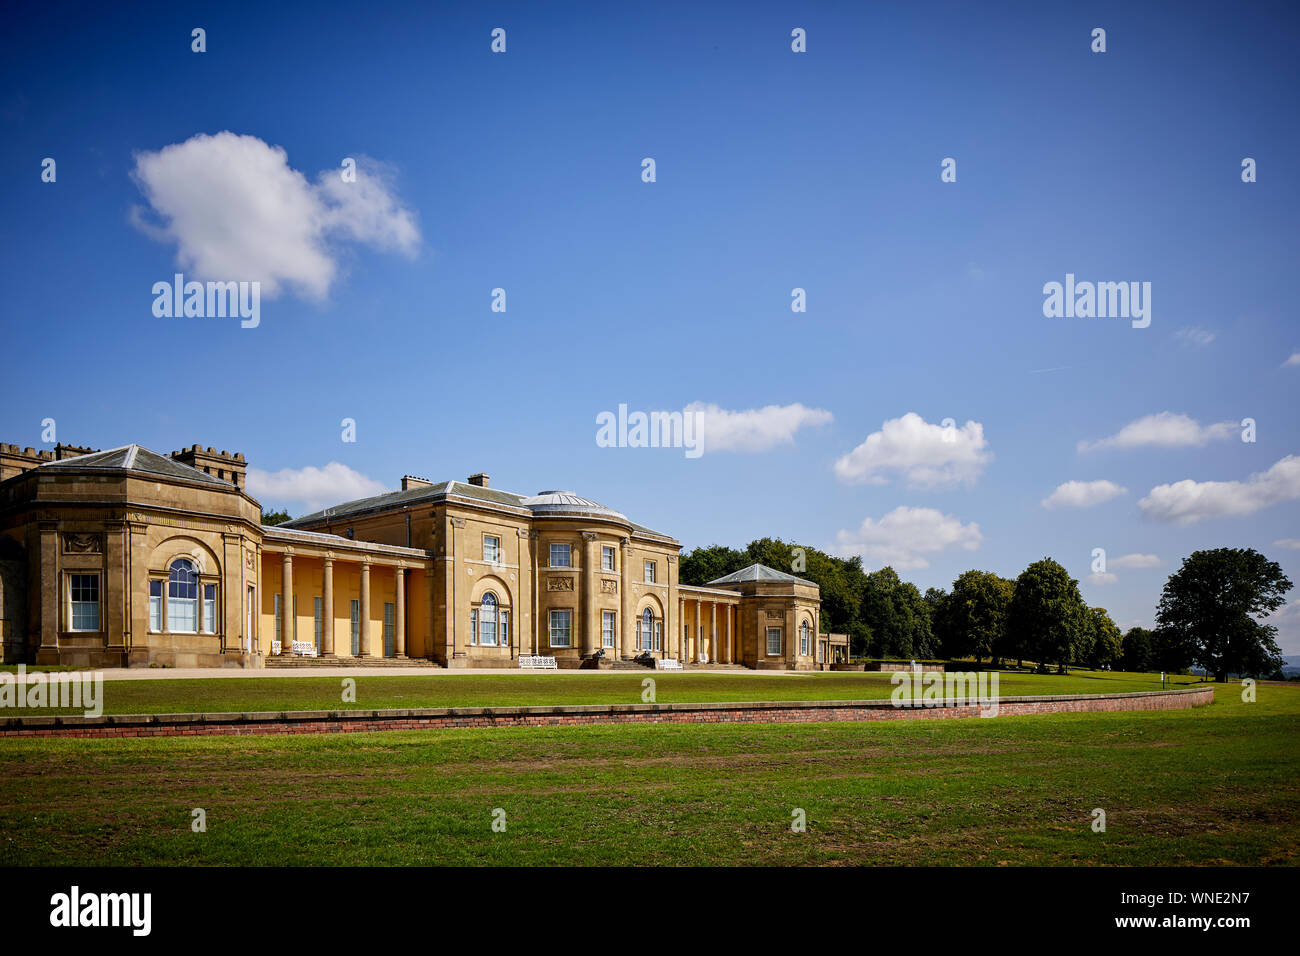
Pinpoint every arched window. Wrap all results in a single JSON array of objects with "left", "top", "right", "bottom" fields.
[
  {"left": 479, "top": 592, "right": 498, "bottom": 646},
  {"left": 800, "top": 621, "right": 811, "bottom": 656},
  {"left": 639, "top": 607, "right": 654, "bottom": 651},
  {"left": 168, "top": 559, "right": 199, "bottom": 633}
]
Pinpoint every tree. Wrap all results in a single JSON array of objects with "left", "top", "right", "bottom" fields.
[
  {"left": 678, "top": 544, "right": 747, "bottom": 586},
  {"left": 260, "top": 509, "right": 292, "bottom": 526},
  {"left": 1120, "top": 626, "right": 1155, "bottom": 672},
  {"left": 1007, "top": 558, "right": 1088, "bottom": 672},
  {"left": 1084, "top": 607, "right": 1123, "bottom": 669},
  {"left": 1155, "top": 548, "right": 1292, "bottom": 681},
  {"left": 943, "top": 570, "right": 1014, "bottom": 664}
]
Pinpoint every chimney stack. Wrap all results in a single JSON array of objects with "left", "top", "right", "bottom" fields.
[
  {"left": 468, "top": 472, "right": 490, "bottom": 488},
  {"left": 401, "top": 475, "right": 432, "bottom": 491}
]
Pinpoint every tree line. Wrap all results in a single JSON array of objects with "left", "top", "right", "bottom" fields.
[{"left": 679, "top": 539, "right": 1291, "bottom": 680}]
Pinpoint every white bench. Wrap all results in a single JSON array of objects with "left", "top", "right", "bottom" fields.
[
  {"left": 268, "top": 640, "right": 319, "bottom": 657},
  {"left": 518, "top": 655, "right": 558, "bottom": 670},
  {"left": 656, "top": 658, "right": 683, "bottom": 670}
]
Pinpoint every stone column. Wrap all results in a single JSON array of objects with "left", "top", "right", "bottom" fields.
[
  {"left": 710, "top": 601, "right": 717, "bottom": 665},
  {"left": 359, "top": 561, "right": 371, "bottom": 656},
  {"left": 35, "top": 522, "right": 59, "bottom": 665},
  {"left": 620, "top": 538, "right": 633, "bottom": 659},
  {"left": 280, "top": 551, "right": 293, "bottom": 655},
  {"left": 321, "top": 556, "right": 335, "bottom": 656},
  {"left": 395, "top": 566, "right": 406, "bottom": 657},
  {"left": 581, "top": 532, "right": 598, "bottom": 656}
]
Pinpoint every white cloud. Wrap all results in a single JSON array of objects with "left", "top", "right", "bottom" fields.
[
  {"left": 1138, "top": 455, "right": 1300, "bottom": 525},
  {"left": 1284, "top": 352, "right": 1300, "bottom": 368},
  {"left": 686, "top": 401, "right": 831, "bottom": 452},
  {"left": 247, "top": 462, "right": 388, "bottom": 514},
  {"left": 833, "top": 506, "right": 982, "bottom": 571},
  {"left": 1110, "top": 553, "right": 1162, "bottom": 569},
  {"left": 131, "top": 131, "right": 419, "bottom": 300},
  {"left": 1269, "top": 599, "right": 1300, "bottom": 655},
  {"left": 1274, "top": 539, "right": 1300, "bottom": 550},
  {"left": 1174, "top": 327, "right": 1215, "bottom": 347},
  {"left": 1078, "top": 411, "right": 1237, "bottom": 453},
  {"left": 1041, "top": 479, "right": 1127, "bottom": 509},
  {"left": 1087, "top": 572, "right": 1119, "bottom": 586},
  {"left": 833, "top": 412, "right": 992, "bottom": 488}
]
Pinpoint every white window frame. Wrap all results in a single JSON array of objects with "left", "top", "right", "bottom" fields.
[
  {"left": 549, "top": 543, "right": 571, "bottom": 568},
  {"left": 800, "top": 622, "right": 810, "bottom": 657},
  {"left": 203, "top": 583, "right": 218, "bottom": 634},
  {"left": 601, "top": 546, "right": 615, "bottom": 572},
  {"left": 67, "top": 573, "right": 100, "bottom": 632},
  {"left": 766, "top": 627, "right": 782, "bottom": 656},
  {"left": 167, "top": 559, "right": 200, "bottom": 634},
  {"left": 549, "top": 609, "right": 573, "bottom": 648},
  {"left": 483, "top": 534, "right": 501, "bottom": 565},
  {"left": 602, "top": 610, "right": 616, "bottom": 648},
  {"left": 644, "top": 560, "right": 656, "bottom": 583},
  {"left": 478, "top": 592, "right": 498, "bottom": 646},
  {"left": 149, "top": 579, "right": 163, "bottom": 632}
]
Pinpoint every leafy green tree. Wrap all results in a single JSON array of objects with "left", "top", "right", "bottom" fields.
[
  {"left": 943, "top": 570, "right": 1014, "bottom": 664},
  {"left": 260, "top": 509, "right": 292, "bottom": 526},
  {"left": 1120, "top": 626, "right": 1155, "bottom": 672},
  {"left": 678, "top": 544, "right": 747, "bottom": 586},
  {"left": 1007, "top": 558, "right": 1088, "bottom": 672},
  {"left": 1084, "top": 607, "right": 1123, "bottom": 669},
  {"left": 1155, "top": 548, "right": 1292, "bottom": 681}
]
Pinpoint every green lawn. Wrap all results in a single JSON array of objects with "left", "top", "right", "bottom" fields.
[
  {"left": 0, "top": 675, "right": 1295, "bottom": 866},
  {"left": 1, "top": 667, "right": 1201, "bottom": 716}
]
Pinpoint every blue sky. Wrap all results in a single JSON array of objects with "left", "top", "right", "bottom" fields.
[{"left": 3, "top": 0, "right": 1298, "bottom": 648}]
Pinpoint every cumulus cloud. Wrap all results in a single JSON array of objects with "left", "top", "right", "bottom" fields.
[
  {"left": 833, "top": 412, "right": 992, "bottom": 488},
  {"left": 1284, "top": 352, "right": 1300, "bottom": 368},
  {"left": 1138, "top": 455, "right": 1300, "bottom": 525},
  {"left": 833, "top": 506, "right": 982, "bottom": 571},
  {"left": 1041, "top": 479, "right": 1127, "bottom": 509},
  {"left": 1109, "top": 553, "right": 1162, "bottom": 569},
  {"left": 686, "top": 401, "right": 831, "bottom": 452},
  {"left": 1274, "top": 539, "right": 1300, "bottom": 550},
  {"left": 1174, "top": 327, "right": 1215, "bottom": 347},
  {"left": 131, "top": 131, "right": 419, "bottom": 300},
  {"left": 1269, "top": 599, "right": 1300, "bottom": 655},
  {"left": 1078, "top": 411, "right": 1237, "bottom": 453},
  {"left": 247, "top": 462, "right": 388, "bottom": 514}
]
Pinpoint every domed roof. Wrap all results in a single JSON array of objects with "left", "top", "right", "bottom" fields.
[{"left": 521, "top": 490, "right": 628, "bottom": 522}]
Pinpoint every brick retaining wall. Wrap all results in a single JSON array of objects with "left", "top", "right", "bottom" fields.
[{"left": 0, "top": 686, "right": 1213, "bottom": 739}]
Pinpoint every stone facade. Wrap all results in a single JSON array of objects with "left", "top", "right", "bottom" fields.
[{"left": 0, "top": 442, "right": 821, "bottom": 670}]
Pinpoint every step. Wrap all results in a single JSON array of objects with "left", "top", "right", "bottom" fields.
[{"left": 264, "top": 656, "right": 441, "bottom": 668}]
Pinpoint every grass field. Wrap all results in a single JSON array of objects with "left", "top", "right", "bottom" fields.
[
  {"left": 1, "top": 667, "right": 1198, "bottom": 716},
  {"left": 0, "top": 671, "right": 1296, "bottom": 866}
]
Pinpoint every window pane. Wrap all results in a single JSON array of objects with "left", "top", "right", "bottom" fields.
[
  {"left": 550, "top": 610, "right": 571, "bottom": 647},
  {"left": 149, "top": 579, "right": 162, "bottom": 632},
  {"left": 70, "top": 574, "right": 99, "bottom": 631},
  {"left": 767, "top": 628, "right": 781, "bottom": 655},
  {"left": 549, "top": 544, "right": 570, "bottom": 568},
  {"left": 602, "top": 547, "right": 614, "bottom": 571},
  {"left": 203, "top": 584, "right": 217, "bottom": 634},
  {"left": 168, "top": 559, "right": 198, "bottom": 632}
]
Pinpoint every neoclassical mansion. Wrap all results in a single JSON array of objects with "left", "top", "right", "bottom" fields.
[{"left": 0, "top": 441, "right": 827, "bottom": 670}]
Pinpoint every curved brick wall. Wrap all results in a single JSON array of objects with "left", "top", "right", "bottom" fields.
[{"left": 0, "top": 686, "right": 1213, "bottom": 738}]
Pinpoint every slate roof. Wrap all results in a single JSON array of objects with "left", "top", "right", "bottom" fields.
[
  {"left": 38, "top": 444, "right": 229, "bottom": 486},
  {"left": 706, "top": 563, "right": 813, "bottom": 586}
]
